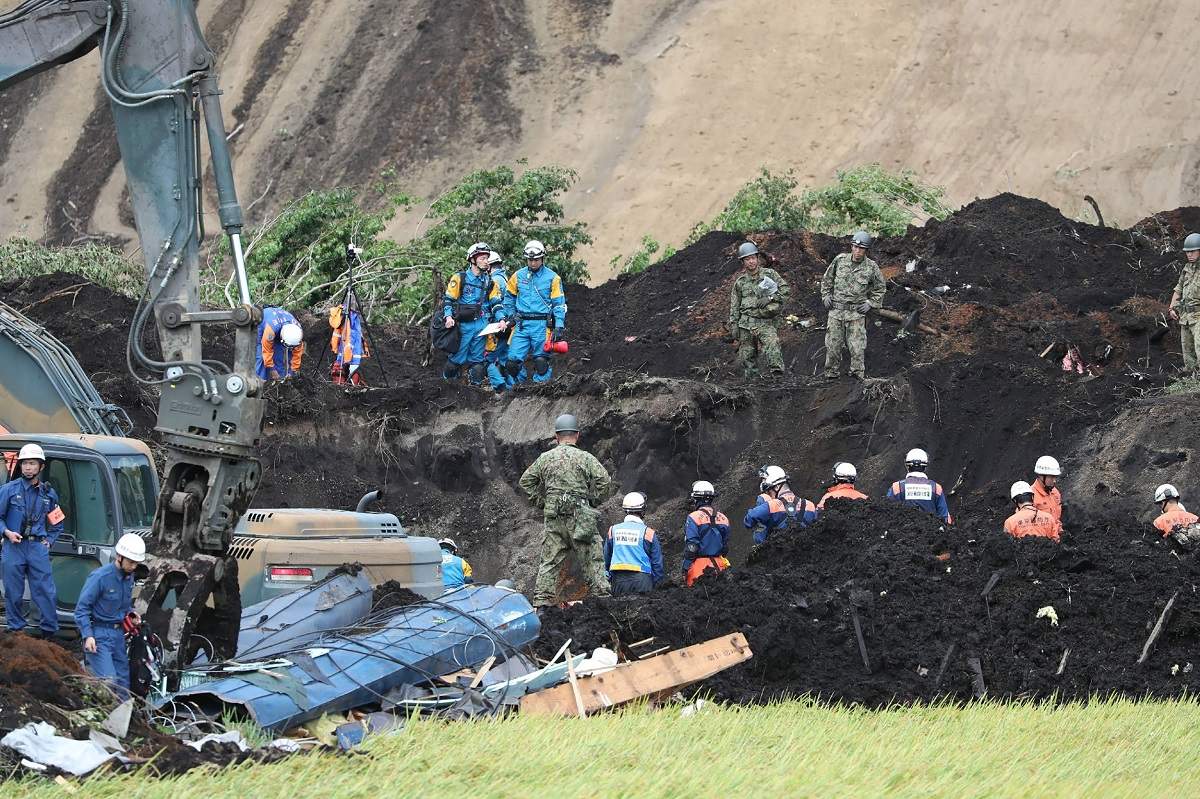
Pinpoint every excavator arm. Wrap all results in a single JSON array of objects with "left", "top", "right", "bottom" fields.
[{"left": 1, "top": 1, "right": 264, "bottom": 666}]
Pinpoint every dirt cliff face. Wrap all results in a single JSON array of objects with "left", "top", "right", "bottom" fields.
[{"left": 3, "top": 1, "right": 1200, "bottom": 279}]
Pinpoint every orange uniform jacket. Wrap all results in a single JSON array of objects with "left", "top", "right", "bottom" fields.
[
  {"left": 1153, "top": 508, "right": 1199, "bottom": 536},
  {"left": 1003, "top": 505, "right": 1062, "bottom": 542},
  {"left": 1032, "top": 480, "right": 1062, "bottom": 522},
  {"left": 818, "top": 484, "right": 869, "bottom": 509}
]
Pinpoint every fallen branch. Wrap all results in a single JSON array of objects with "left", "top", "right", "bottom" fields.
[
  {"left": 1137, "top": 590, "right": 1179, "bottom": 665},
  {"left": 850, "top": 606, "right": 871, "bottom": 673},
  {"left": 875, "top": 307, "right": 941, "bottom": 336},
  {"left": 967, "top": 657, "right": 987, "bottom": 699}
]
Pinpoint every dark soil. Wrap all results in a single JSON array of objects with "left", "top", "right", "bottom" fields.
[
  {"left": 371, "top": 580, "right": 426, "bottom": 613},
  {"left": 536, "top": 499, "right": 1199, "bottom": 706}
]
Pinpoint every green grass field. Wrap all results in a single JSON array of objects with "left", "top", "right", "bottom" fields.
[{"left": 10, "top": 699, "right": 1200, "bottom": 798}]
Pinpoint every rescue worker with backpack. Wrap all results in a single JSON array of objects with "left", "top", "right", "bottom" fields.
[
  {"left": 886, "top": 448, "right": 952, "bottom": 524},
  {"left": 0, "top": 444, "right": 64, "bottom": 636},
  {"left": 818, "top": 462, "right": 869, "bottom": 509},
  {"left": 1152, "top": 484, "right": 1200, "bottom": 547},
  {"left": 503, "top": 240, "right": 567, "bottom": 384},
  {"left": 744, "top": 465, "right": 818, "bottom": 544},
  {"left": 603, "top": 492, "right": 664, "bottom": 595},
  {"left": 1003, "top": 481, "right": 1062, "bottom": 542},
  {"left": 682, "top": 481, "right": 731, "bottom": 586},
  {"left": 438, "top": 538, "right": 474, "bottom": 591},
  {"left": 443, "top": 243, "right": 504, "bottom": 385}
]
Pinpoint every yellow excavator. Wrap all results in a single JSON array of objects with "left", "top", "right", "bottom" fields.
[{"left": 0, "top": 1, "right": 439, "bottom": 667}]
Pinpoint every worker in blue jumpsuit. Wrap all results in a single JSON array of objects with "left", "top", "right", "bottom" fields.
[
  {"left": 438, "top": 538, "right": 474, "bottom": 591},
  {"left": 502, "top": 239, "right": 567, "bottom": 384},
  {"left": 682, "top": 480, "right": 731, "bottom": 586},
  {"left": 744, "top": 464, "right": 818, "bottom": 544},
  {"left": 485, "top": 251, "right": 524, "bottom": 393},
  {"left": 256, "top": 307, "right": 305, "bottom": 381},
  {"left": 75, "top": 533, "right": 146, "bottom": 697},
  {"left": 886, "top": 448, "right": 953, "bottom": 524},
  {"left": 0, "top": 444, "right": 63, "bottom": 636},
  {"left": 330, "top": 300, "right": 369, "bottom": 386},
  {"left": 602, "top": 492, "right": 664, "bottom": 595},
  {"left": 443, "top": 243, "right": 504, "bottom": 385}
]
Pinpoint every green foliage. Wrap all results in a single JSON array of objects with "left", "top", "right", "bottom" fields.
[
  {"left": 686, "top": 164, "right": 951, "bottom": 246},
  {"left": 0, "top": 237, "right": 142, "bottom": 296},
  {"left": 611, "top": 236, "right": 676, "bottom": 275},
  {"left": 206, "top": 163, "right": 592, "bottom": 322}
]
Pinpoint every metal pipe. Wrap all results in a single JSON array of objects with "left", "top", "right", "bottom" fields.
[
  {"left": 355, "top": 490, "right": 383, "bottom": 513},
  {"left": 230, "top": 233, "right": 251, "bottom": 305}
]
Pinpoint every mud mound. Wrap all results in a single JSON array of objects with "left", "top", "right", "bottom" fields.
[
  {"left": 536, "top": 500, "right": 1199, "bottom": 706},
  {"left": 0, "top": 632, "right": 86, "bottom": 707}
]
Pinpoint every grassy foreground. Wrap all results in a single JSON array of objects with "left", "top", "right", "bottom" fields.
[{"left": 11, "top": 698, "right": 1200, "bottom": 798}]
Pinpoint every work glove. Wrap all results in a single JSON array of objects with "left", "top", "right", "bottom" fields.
[
  {"left": 552, "top": 328, "right": 565, "bottom": 342},
  {"left": 267, "top": 369, "right": 282, "bottom": 381},
  {"left": 857, "top": 301, "right": 872, "bottom": 314},
  {"left": 822, "top": 297, "right": 832, "bottom": 310}
]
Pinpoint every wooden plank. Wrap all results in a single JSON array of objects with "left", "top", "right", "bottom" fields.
[
  {"left": 1137, "top": 591, "right": 1179, "bottom": 665},
  {"left": 565, "top": 648, "right": 586, "bottom": 718},
  {"left": 469, "top": 657, "right": 496, "bottom": 689},
  {"left": 521, "top": 633, "right": 752, "bottom": 717}
]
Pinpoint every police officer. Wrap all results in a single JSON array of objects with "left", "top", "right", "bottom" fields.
[
  {"left": 438, "top": 538, "right": 474, "bottom": 591},
  {"left": 75, "top": 533, "right": 145, "bottom": 696},
  {"left": 818, "top": 462, "right": 869, "bottom": 509},
  {"left": 728, "top": 242, "right": 790, "bottom": 378},
  {"left": 444, "top": 243, "right": 504, "bottom": 385},
  {"left": 1169, "top": 232, "right": 1200, "bottom": 377},
  {"left": 744, "top": 465, "right": 818, "bottom": 544},
  {"left": 518, "top": 414, "right": 613, "bottom": 607},
  {"left": 821, "top": 231, "right": 886, "bottom": 380},
  {"left": 485, "top": 250, "right": 521, "bottom": 393},
  {"left": 257, "top": 307, "right": 304, "bottom": 381},
  {"left": 0, "top": 444, "right": 64, "bottom": 636},
  {"left": 886, "top": 448, "right": 952, "bottom": 524},
  {"left": 682, "top": 480, "right": 731, "bottom": 587},
  {"left": 503, "top": 240, "right": 567, "bottom": 384},
  {"left": 602, "top": 492, "right": 664, "bottom": 595},
  {"left": 1003, "top": 482, "right": 1062, "bottom": 542}
]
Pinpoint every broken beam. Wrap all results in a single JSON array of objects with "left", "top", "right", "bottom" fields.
[
  {"left": 521, "top": 633, "right": 752, "bottom": 717},
  {"left": 875, "top": 308, "right": 941, "bottom": 336},
  {"left": 1137, "top": 590, "right": 1179, "bottom": 666}
]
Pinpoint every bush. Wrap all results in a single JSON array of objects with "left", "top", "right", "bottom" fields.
[
  {"left": 611, "top": 236, "right": 676, "bottom": 275},
  {"left": 0, "top": 237, "right": 142, "bottom": 296},
  {"left": 686, "top": 169, "right": 810, "bottom": 246}
]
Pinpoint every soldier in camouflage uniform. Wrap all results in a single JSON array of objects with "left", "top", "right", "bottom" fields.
[
  {"left": 519, "top": 413, "right": 614, "bottom": 607},
  {"left": 728, "top": 242, "right": 790, "bottom": 378},
  {"left": 821, "top": 231, "right": 886, "bottom": 380},
  {"left": 1169, "top": 233, "right": 1200, "bottom": 376}
]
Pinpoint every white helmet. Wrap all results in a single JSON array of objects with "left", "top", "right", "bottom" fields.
[
  {"left": 523, "top": 240, "right": 546, "bottom": 259},
  {"left": 17, "top": 444, "right": 45, "bottom": 463},
  {"left": 280, "top": 322, "right": 303, "bottom": 347},
  {"left": 467, "top": 242, "right": 491, "bottom": 262},
  {"left": 1155, "top": 484, "right": 1181, "bottom": 504},
  {"left": 622, "top": 492, "right": 646, "bottom": 512},
  {"left": 438, "top": 537, "right": 458, "bottom": 552},
  {"left": 487, "top": 251, "right": 503, "bottom": 266},
  {"left": 1010, "top": 481, "right": 1034, "bottom": 500},
  {"left": 1034, "top": 456, "right": 1061, "bottom": 476},
  {"left": 905, "top": 448, "right": 929, "bottom": 468},
  {"left": 691, "top": 480, "right": 716, "bottom": 499},
  {"left": 115, "top": 533, "right": 147, "bottom": 563},
  {"left": 834, "top": 462, "right": 857, "bottom": 482},
  {"left": 759, "top": 465, "right": 788, "bottom": 491}
]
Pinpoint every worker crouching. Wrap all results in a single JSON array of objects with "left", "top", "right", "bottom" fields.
[
  {"left": 745, "top": 465, "right": 818, "bottom": 544},
  {"left": 818, "top": 462, "right": 869, "bottom": 509},
  {"left": 1004, "top": 481, "right": 1062, "bottom": 542},
  {"left": 1152, "top": 484, "right": 1200, "bottom": 547},
  {"left": 682, "top": 481, "right": 730, "bottom": 586},
  {"left": 603, "top": 492, "right": 664, "bottom": 595}
]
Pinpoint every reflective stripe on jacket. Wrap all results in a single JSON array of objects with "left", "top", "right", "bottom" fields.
[
  {"left": 818, "top": 483, "right": 869, "bottom": 509},
  {"left": 886, "top": 473, "right": 952, "bottom": 524},
  {"left": 1003, "top": 505, "right": 1062, "bottom": 542},
  {"left": 744, "top": 489, "right": 818, "bottom": 544},
  {"left": 603, "top": 516, "right": 664, "bottom": 585}
]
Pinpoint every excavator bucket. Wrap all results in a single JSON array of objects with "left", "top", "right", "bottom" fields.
[{"left": 137, "top": 554, "right": 242, "bottom": 675}]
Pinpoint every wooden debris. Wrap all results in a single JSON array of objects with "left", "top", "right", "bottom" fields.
[
  {"left": 875, "top": 307, "right": 941, "bottom": 336},
  {"left": 1137, "top": 591, "right": 1179, "bottom": 665},
  {"left": 850, "top": 606, "right": 871, "bottom": 672},
  {"left": 521, "top": 633, "right": 752, "bottom": 717},
  {"left": 967, "top": 657, "right": 987, "bottom": 699},
  {"left": 934, "top": 643, "right": 956, "bottom": 689},
  {"left": 469, "top": 657, "right": 496, "bottom": 689},
  {"left": 1056, "top": 648, "right": 1071, "bottom": 676},
  {"left": 1039, "top": 342, "right": 1057, "bottom": 359},
  {"left": 564, "top": 648, "right": 587, "bottom": 718},
  {"left": 980, "top": 570, "right": 1003, "bottom": 599}
]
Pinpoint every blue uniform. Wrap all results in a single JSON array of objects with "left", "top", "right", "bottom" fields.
[
  {"left": 886, "top": 472, "right": 952, "bottom": 524},
  {"left": 256, "top": 307, "right": 304, "bottom": 380},
  {"left": 603, "top": 516, "right": 664, "bottom": 591},
  {"left": 486, "top": 270, "right": 524, "bottom": 391},
  {"left": 443, "top": 269, "right": 503, "bottom": 384},
  {"left": 744, "top": 488, "right": 818, "bottom": 545},
  {"left": 682, "top": 507, "right": 731, "bottom": 577},
  {"left": 0, "top": 476, "right": 63, "bottom": 633},
  {"left": 503, "top": 265, "right": 567, "bottom": 383},
  {"left": 74, "top": 563, "right": 133, "bottom": 693},
  {"left": 440, "top": 550, "right": 474, "bottom": 591}
]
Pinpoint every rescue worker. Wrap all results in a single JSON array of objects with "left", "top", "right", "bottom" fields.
[
  {"left": 1152, "top": 484, "right": 1199, "bottom": 541},
  {"left": 503, "top": 240, "right": 567, "bottom": 384},
  {"left": 744, "top": 465, "right": 818, "bottom": 544},
  {"left": 519, "top": 414, "right": 613, "bottom": 607},
  {"left": 0, "top": 444, "right": 63, "bottom": 636},
  {"left": 818, "top": 462, "right": 869, "bottom": 509},
  {"left": 256, "top": 307, "right": 304, "bottom": 381},
  {"left": 886, "top": 448, "right": 952, "bottom": 524},
  {"left": 443, "top": 242, "right": 504, "bottom": 385},
  {"left": 602, "top": 492, "right": 664, "bottom": 595},
  {"left": 329, "top": 296, "right": 369, "bottom": 386},
  {"left": 728, "top": 242, "right": 790, "bottom": 378},
  {"left": 1003, "top": 481, "right": 1062, "bottom": 542},
  {"left": 1031, "top": 455, "right": 1063, "bottom": 522},
  {"left": 75, "top": 533, "right": 145, "bottom": 696},
  {"left": 682, "top": 480, "right": 731, "bottom": 587},
  {"left": 485, "top": 250, "right": 519, "bottom": 393},
  {"left": 1169, "top": 232, "right": 1200, "bottom": 377},
  {"left": 438, "top": 538, "right": 474, "bottom": 591},
  {"left": 820, "top": 231, "right": 886, "bottom": 380}
]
